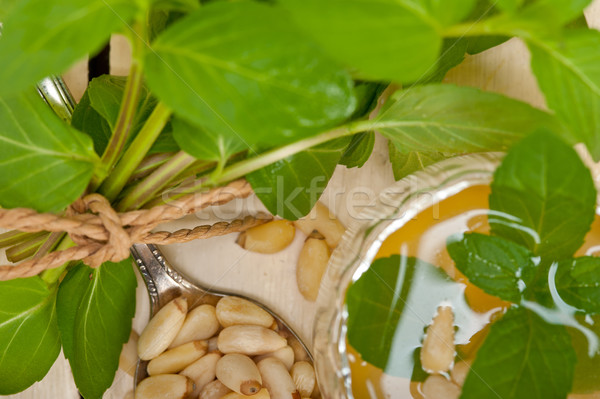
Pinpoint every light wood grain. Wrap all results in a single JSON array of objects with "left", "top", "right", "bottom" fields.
[{"left": 5, "top": 2, "right": 600, "bottom": 398}]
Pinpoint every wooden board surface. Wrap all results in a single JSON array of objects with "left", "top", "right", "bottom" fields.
[{"left": 6, "top": 2, "right": 600, "bottom": 397}]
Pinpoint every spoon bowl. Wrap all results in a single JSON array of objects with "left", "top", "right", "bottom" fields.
[{"left": 130, "top": 243, "right": 312, "bottom": 387}]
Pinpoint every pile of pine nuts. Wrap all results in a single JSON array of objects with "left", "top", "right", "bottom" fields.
[
  {"left": 237, "top": 202, "right": 345, "bottom": 302},
  {"left": 135, "top": 296, "right": 319, "bottom": 399}
]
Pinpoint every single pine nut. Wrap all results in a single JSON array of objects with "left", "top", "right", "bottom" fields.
[
  {"left": 119, "top": 330, "right": 139, "bottom": 376},
  {"left": 451, "top": 359, "right": 471, "bottom": 387},
  {"left": 217, "top": 353, "right": 263, "bottom": 395},
  {"left": 147, "top": 340, "right": 208, "bottom": 375},
  {"left": 421, "top": 375, "right": 460, "bottom": 399},
  {"left": 138, "top": 297, "right": 187, "bottom": 360},
  {"left": 180, "top": 352, "right": 222, "bottom": 395},
  {"left": 296, "top": 233, "right": 330, "bottom": 301},
  {"left": 199, "top": 379, "right": 231, "bottom": 399},
  {"left": 254, "top": 346, "right": 295, "bottom": 371},
  {"left": 170, "top": 304, "right": 220, "bottom": 348},
  {"left": 135, "top": 374, "right": 194, "bottom": 399},
  {"left": 221, "top": 388, "right": 271, "bottom": 399},
  {"left": 287, "top": 336, "right": 309, "bottom": 363},
  {"left": 421, "top": 306, "right": 455, "bottom": 374},
  {"left": 257, "top": 357, "right": 300, "bottom": 399},
  {"left": 311, "top": 380, "right": 321, "bottom": 399},
  {"left": 237, "top": 220, "right": 295, "bottom": 254},
  {"left": 216, "top": 296, "right": 274, "bottom": 328},
  {"left": 293, "top": 202, "right": 345, "bottom": 248},
  {"left": 290, "top": 362, "right": 315, "bottom": 398},
  {"left": 218, "top": 325, "right": 287, "bottom": 355}
]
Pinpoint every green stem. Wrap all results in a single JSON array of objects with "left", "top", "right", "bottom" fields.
[
  {"left": 99, "top": 102, "right": 173, "bottom": 201},
  {"left": 215, "top": 121, "right": 366, "bottom": 184},
  {"left": 129, "top": 152, "right": 176, "bottom": 182},
  {"left": 6, "top": 234, "right": 49, "bottom": 263},
  {"left": 34, "top": 232, "right": 65, "bottom": 258},
  {"left": 89, "top": 26, "right": 146, "bottom": 190},
  {"left": 0, "top": 230, "right": 47, "bottom": 249},
  {"left": 117, "top": 151, "right": 197, "bottom": 211},
  {"left": 40, "top": 237, "right": 76, "bottom": 286}
]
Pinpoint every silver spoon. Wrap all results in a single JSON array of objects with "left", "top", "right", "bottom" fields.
[{"left": 130, "top": 243, "right": 312, "bottom": 387}]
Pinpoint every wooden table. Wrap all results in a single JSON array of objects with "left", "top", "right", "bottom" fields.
[{"left": 6, "top": 3, "right": 600, "bottom": 397}]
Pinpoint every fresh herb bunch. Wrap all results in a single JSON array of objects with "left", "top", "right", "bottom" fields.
[
  {"left": 0, "top": 0, "right": 599, "bottom": 396},
  {"left": 347, "top": 132, "right": 600, "bottom": 398}
]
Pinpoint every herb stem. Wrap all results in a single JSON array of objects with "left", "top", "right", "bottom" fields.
[
  {"left": 99, "top": 102, "right": 172, "bottom": 201},
  {"left": 40, "top": 237, "right": 76, "bottom": 286},
  {"left": 117, "top": 151, "right": 197, "bottom": 211},
  {"left": 129, "top": 152, "right": 176, "bottom": 182},
  {"left": 0, "top": 230, "right": 47, "bottom": 249},
  {"left": 6, "top": 234, "right": 49, "bottom": 263}
]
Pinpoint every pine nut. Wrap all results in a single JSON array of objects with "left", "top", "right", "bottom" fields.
[
  {"left": 135, "top": 374, "right": 194, "bottom": 399},
  {"left": 287, "top": 336, "right": 309, "bottom": 363},
  {"left": 237, "top": 220, "right": 295, "bottom": 254},
  {"left": 254, "top": 346, "right": 295, "bottom": 371},
  {"left": 216, "top": 296, "right": 274, "bottom": 328},
  {"left": 199, "top": 379, "right": 232, "bottom": 399},
  {"left": 290, "top": 362, "right": 315, "bottom": 398},
  {"left": 138, "top": 297, "right": 187, "bottom": 360},
  {"left": 170, "top": 304, "right": 220, "bottom": 348},
  {"left": 421, "top": 306, "right": 455, "bottom": 374},
  {"left": 422, "top": 375, "right": 460, "bottom": 399},
  {"left": 180, "top": 352, "right": 222, "bottom": 395},
  {"left": 293, "top": 202, "right": 345, "bottom": 248},
  {"left": 217, "top": 353, "right": 263, "bottom": 395},
  {"left": 257, "top": 357, "right": 300, "bottom": 399},
  {"left": 218, "top": 325, "right": 287, "bottom": 356},
  {"left": 221, "top": 388, "right": 271, "bottom": 399},
  {"left": 450, "top": 359, "right": 471, "bottom": 387},
  {"left": 296, "top": 234, "right": 330, "bottom": 302},
  {"left": 148, "top": 340, "right": 208, "bottom": 375}
]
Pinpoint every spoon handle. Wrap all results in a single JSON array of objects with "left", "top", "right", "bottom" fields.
[{"left": 130, "top": 243, "right": 191, "bottom": 316}]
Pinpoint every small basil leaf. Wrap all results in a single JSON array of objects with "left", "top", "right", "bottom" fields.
[
  {"left": 246, "top": 137, "right": 350, "bottom": 220},
  {"left": 446, "top": 232, "right": 535, "bottom": 302},
  {"left": 0, "top": 90, "right": 99, "bottom": 212},
  {"left": 350, "top": 82, "right": 388, "bottom": 120},
  {"left": 415, "top": 37, "right": 469, "bottom": 85},
  {"left": 148, "top": 123, "right": 179, "bottom": 154},
  {"left": 464, "top": 0, "right": 509, "bottom": 54},
  {"left": 346, "top": 255, "right": 473, "bottom": 377},
  {"left": 0, "top": 0, "right": 139, "bottom": 95},
  {"left": 489, "top": 131, "right": 596, "bottom": 260},
  {"left": 279, "top": 0, "right": 441, "bottom": 83},
  {"left": 529, "top": 29, "right": 600, "bottom": 160},
  {"left": 57, "top": 260, "right": 137, "bottom": 399},
  {"left": 339, "top": 132, "right": 375, "bottom": 169},
  {"left": 388, "top": 141, "right": 450, "bottom": 181},
  {"left": 555, "top": 257, "right": 600, "bottom": 314},
  {"left": 145, "top": 1, "right": 356, "bottom": 148},
  {"left": 0, "top": 277, "right": 60, "bottom": 395},
  {"left": 495, "top": 0, "right": 524, "bottom": 12},
  {"left": 171, "top": 116, "right": 247, "bottom": 164},
  {"left": 374, "top": 84, "right": 561, "bottom": 154},
  {"left": 461, "top": 306, "right": 576, "bottom": 399},
  {"left": 71, "top": 91, "right": 113, "bottom": 156}
]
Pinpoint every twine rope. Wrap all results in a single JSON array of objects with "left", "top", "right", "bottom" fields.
[{"left": 0, "top": 179, "right": 264, "bottom": 280}]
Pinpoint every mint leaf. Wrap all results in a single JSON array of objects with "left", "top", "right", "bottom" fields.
[
  {"left": 0, "top": 90, "right": 99, "bottom": 212},
  {"left": 0, "top": 0, "right": 139, "bottom": 95},
  {"left": 145, "top": 1, "right": 356, "bottom": 149},
  {"left": 447, "top": 233, "right": 535, "bottom": 302},
  {"left": 374, "top": 85, "right": 561, "bottom": 154},
  {"left": 489, "top": 131, "right": 596, "bottom": 260},
  {"left": 57, "top": 260, "right": 137, "bottom": 399},
  {"left": 461, "top": 306, "right": 576, "bottom": 399},
  {"left": 339, "top": 132, "right": 375, "bottom": 169},
  {"left": 388, "top": 142, "right": 450, "bottom": 181},
  {"left": 528, "top": 29, "right": 600, "bottom": 160},
  {"left": 71, "top": 91, "right": 113, "bottom": 156},
  {"left": 0, "top": 277, "right": 60, "bottom": 395},
  {"left": 346, "top": 255, "right": 474, "bottom": 377},
  {"left": 279, "top": 0, "right": 441, "bottom": 83},
  {"left": 555, "top": 257, "right": 600, "bottom": 314},
  {"left": 246, "top": 137, "right": 350, "bottom": 220},
  {"left": 171, "top": 116, "right": 246, "bottom": 165}
]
